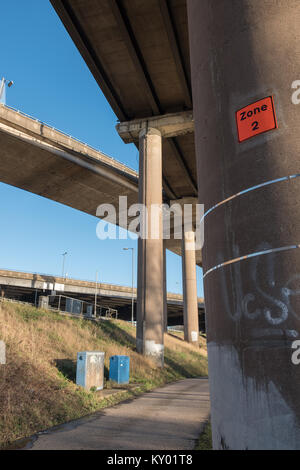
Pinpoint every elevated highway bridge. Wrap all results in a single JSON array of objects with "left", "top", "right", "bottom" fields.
[
  {"left": 0, "top": 268, "right": 204, "bottom": 327},
  {"left": 0, "top": 104, "right": 201, "bottom": 263}
]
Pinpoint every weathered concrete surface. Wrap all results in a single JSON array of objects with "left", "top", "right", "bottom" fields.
[
  {"left": 182, "top": 231, "right": 199, "bottom": 344},
  {"left": 117, "top": 111, "right": 194, "bottom": 143},
  {"left": 188, "top": 0, "right": 300, "bottom": 450},
  {"left": 0, "top": 341, "right": 5, "bottom": 365},
  {"left": 0, "top": 105, "right": 138, "bottom": 231},
  {"left": 136, "top": 128, "right": 164, "bottom": 366},
  {"left": 50, "top": 0, "right": 198, "bottom": 200},
  {"left": 0, "top": 268, "right": 205, "bottom": 323},
  {"left": 24, "top": 378, "right": 209, "bottom": 450},
  {"left": 76, "top": 352, "right": 105, "bottom": 391},
  {"left": 163, "top": 241, "right": 168, "bottom": 332},
  {"left": 0, "top": 268, "right": 204, "bottom": 304},
  {"left": 0, "top": 105, "right": 202, "bottom": 265}
]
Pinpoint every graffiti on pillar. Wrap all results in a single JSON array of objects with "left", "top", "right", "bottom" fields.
[{"left": 218, "top": 242, "right": 300, "bottom": 332}]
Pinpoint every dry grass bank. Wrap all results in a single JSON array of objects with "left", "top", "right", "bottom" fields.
[
  {"left": 0, "top": 301, "right": 207, "bottom": 448},
  {"left": 195, "top": 421, "right": 213, "bottom": 450}
]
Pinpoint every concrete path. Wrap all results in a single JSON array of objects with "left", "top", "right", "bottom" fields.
[{"left": 25, "top": 378, "right": 210, "bottom": 450}]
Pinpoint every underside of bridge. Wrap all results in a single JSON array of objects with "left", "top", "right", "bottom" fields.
[
  {"left": 50, "top": 0, "right": 202, "bottom": 365},
  {"left": 50, "top": 0, "right": 197, "bottom": 201}
]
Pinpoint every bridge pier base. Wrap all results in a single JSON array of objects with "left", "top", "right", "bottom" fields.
[
  {"left": 163, "top": 241, "right": 168, "bottom": 333},
  {"left": 182, "top": 230, "right": 199, "bottom": 345}
]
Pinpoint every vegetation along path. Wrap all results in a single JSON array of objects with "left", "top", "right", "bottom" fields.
[{"left": 0, "top": 301, "right": 208, "bottom": 449}]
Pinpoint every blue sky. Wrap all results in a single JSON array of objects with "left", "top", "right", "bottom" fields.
[{"left": 0, "top": 0, "right": 203, "bottom": 296}]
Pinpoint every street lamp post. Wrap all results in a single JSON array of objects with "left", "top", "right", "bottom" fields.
[
  {"left": 0, "top": 78, "right": 14, "bottom": 105},
  {"left": 61, "top": 252, "right": 68, "bottom": 279},
  {"left": 95, "top": 270, "right": 98, "bottom": 317},
  {"left": 123, "top": 248, "right": 134, "bottom": 325}
]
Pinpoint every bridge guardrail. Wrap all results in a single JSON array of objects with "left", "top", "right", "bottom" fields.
[
  {"left": 0, "top": 267, "right": 206, "bottom": 303},
  {"left": 0, "top": 103, "right": 137, "bottom": 176}
]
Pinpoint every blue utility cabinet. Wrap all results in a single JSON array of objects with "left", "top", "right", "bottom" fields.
[{"left": 109, "top": 355, "right": 130, "bottom": 384}]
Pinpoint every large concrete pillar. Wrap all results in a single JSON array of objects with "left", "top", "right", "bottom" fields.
[
  {"left": 188, "top": 0, "right": 300, "bottom": 449},
  {"left": 136, "top": 127, "right": 164, "bottom": 367},
  {"left": 163, "top": 241, "right": 168, "bottom": 332},
  {"left": 182, "top": 230, "right": 199, "bottom": 344}
]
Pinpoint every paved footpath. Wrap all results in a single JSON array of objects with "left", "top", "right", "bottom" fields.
[{"left": 25, "top": 378, "right": 210, "bottom": 450}]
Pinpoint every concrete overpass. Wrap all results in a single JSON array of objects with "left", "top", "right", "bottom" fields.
[
  {"left": 0, "top": 104, "right": 201, "bottom": 263},
  {"left": 0, "top": 268, "right": 204, "bottom": 327}
]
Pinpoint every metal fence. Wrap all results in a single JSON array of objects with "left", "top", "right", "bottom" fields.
[{"left": 47, "top": 294, "right": 118, "bottom": 319}]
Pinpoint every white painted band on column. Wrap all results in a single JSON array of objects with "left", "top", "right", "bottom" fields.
[
  {"left": 184, "top": 230, "right": 196, "bottom": 251},
  {"left": 203, "top": 244, "right": 300, "bottom": 279},
  {"left": 145, "top": 340, "right": 164, "bottom": 355},
  {"left": 191, "top": 331, "right": 198, "bottom": 342},
  {"left": 201, "top": 173, "right": 300, "bottom": 223},
  {"left": 0, "top": 341, "right": 6, "bottom": 364}
]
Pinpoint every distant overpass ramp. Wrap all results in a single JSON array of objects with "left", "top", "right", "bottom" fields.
[
  {"left": 0, "top": 104, "right": 201, "bottom": 264},
  {"left": 0, "top": 104, "right": 138, "bottom": 221},
  {"left": 0, "top": 268, "right": 205, "bottom": 325}
]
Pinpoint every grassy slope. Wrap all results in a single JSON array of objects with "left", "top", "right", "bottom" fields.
[
  {"left": 195, "top": 421, "right": 213, "bottom": 450},
  {"left": 0, "top": 301, "right": 207, "bottom": 448}
]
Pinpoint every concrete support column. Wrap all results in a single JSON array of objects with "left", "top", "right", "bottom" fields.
[
  {"left": 136, "top": 127, "right": 164, "bottom": 367},
  {"left": 182, "top": 230, "right": 199, "bottom": 344},
  {"left": 163, "top": 241, "right": 168, "bottom": 332},
  {"left": 188, "top": 0, "right": 300, "bottom": 449}
]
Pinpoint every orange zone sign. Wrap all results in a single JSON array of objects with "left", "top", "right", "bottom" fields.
[{"left": 236, "top": 96, "right": 278, "bottom": 143}]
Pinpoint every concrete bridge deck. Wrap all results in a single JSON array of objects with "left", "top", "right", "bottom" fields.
[
  {"left": 0, "top": 268, "right": 204, "bottom": 324},
  {"left": 0, "top": 104, "right": 202, "bottom": 264}
]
